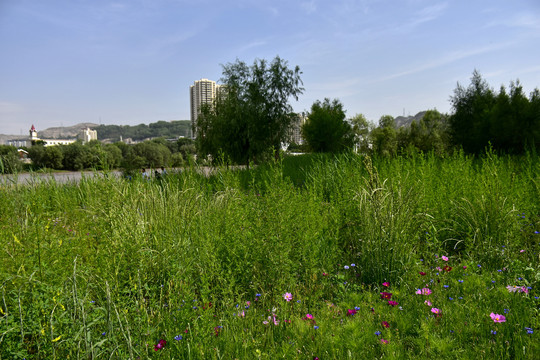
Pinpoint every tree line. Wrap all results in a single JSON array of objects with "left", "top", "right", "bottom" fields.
[
  {"left": 194, "top": 60, "right": 538, "bottom": 163},
  {"left": 2, "top": 58, "right": 539, "bottom": 174}
]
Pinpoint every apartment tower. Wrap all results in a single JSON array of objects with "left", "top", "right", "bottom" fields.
[{"left": 190, "top": 78, "right": 219, "bottom": 138}]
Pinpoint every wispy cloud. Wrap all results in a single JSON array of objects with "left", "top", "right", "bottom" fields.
[
  {"left": 380, "top": 41, "right": 516, "bottom": 81},
  {"left": 301, "top": 1, "right": 317, "bottom": 14}
]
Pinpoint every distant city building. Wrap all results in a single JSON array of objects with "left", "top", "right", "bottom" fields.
[
  {"left": 190, "top": 78, "right": 220, "bottom": 138},
  {"left": 289, "top": 113, "right": 306, "bottom": 145},
  {"left": 79, "top": 127, "right": 97, "bottom": 143}
]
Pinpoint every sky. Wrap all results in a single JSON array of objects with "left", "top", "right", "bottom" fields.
[{"left": 1, "top": 0, "right": 539, "bottom": 135}]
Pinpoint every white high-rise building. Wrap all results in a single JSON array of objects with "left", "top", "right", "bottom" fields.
[{"left": 190, "top": 78, "right": 220, "bottom": 138}]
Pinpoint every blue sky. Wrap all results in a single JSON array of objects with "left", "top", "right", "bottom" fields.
[{"left": 1, "top": 0, "right": 539, "bottom": 135}]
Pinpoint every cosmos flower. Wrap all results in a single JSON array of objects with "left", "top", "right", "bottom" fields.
[
  {"left": 283, "top": 293, "right": 293, "bottom": 302},
  {"left": 490, "top": 313, "right": 506, "bottom": 323}
]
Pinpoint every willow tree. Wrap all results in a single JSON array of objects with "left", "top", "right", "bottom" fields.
[{"left": 195, "top": 56, "right": 304, "bottom": 164}]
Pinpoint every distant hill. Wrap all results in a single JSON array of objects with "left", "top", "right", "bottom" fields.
[
  {"left": 394, "top": 111, "right": 427, "bottom": 128},
  {"left": 96, "top": 120, "right": 191, "bottom": 142},
  {"left": 1, "top": 120, "right": 192, "bottom": 145},
  {"left": 39, "top": 123, "right": 99, "bottom": 139}
]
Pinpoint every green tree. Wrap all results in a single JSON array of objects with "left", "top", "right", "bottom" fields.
[
  {"left": 449, "top": 70, "right": 496, "bottom": 153},
  {"left": 195, "top": 56, "right": 304, "bottom": 164},
  {"left": 371, "top": 115, "right": 397, "bottom": 156},
  {"left": 349, "top": 113, "right": 372, "bottom": 153},
  {"left": 0, "top": 145, "right": 22, "bottom": 174},
  {"left": 301, "top": 98, "right": 354, "bottom": 153}
]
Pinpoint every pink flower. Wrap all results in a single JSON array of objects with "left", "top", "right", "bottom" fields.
[
  {"left": 416, "top": 288, "right": 432, "bottom": 295},
  {"left": 380, "top": 292, "right": 392, "bottom": 299},
  {"left": 381, "top": 321, "right": 390, "bottom": 328},
  {"left": 490, "top": 313, "right": 506, "bottom": 323},
  {"left": 431, "top": 308, "right": 441, "bottom": 314},
  {"left": 424, "top": 300, "right": 432, "bottom": 306},
  {"left": 382, "top": 282, "right": 390, "bottom": 287},
  {"left": 442, "top": 255, "right": 449, "bottom": 261},
  {"left": 305, "top": 314, "right": 314, "bottom": 320},
  {"left": 388, "top": 300, "right": 398, "bottom": 307},
  {"left": 520, "top": 249, "right": 525, "bottom": 253},
  {"left": 463, "top": 266, "right": 467, "bottom": 269},
  {"left": 380, "top": 339, "right": 389, "bottom": 344},
  {"left": 419, "top": 271, "right": 427, "bottom": 276},
  {"left": 283, "top": 292, "right": 293, "bottom": 302},
  {"left": 347, "top": 309, "right": 357, "bottom": 316}
]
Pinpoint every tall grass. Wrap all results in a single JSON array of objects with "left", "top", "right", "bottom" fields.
[{"left": 0, "top": 152, "right": 538, "bottom": 358}]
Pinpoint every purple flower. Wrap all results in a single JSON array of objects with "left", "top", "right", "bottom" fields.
[{"left": 490, "top": 313, "right": 506, "bottom": 323}]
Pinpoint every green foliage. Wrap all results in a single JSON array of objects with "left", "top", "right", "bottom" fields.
[
  {"left": 371, "top": 115, "right": 397, "bottom": 156},
  {"left": 1, "top": 152, "right": 539, "bottom": 358},
  {"left": 195, "top": 56, "right": 304, "bottom": 164},
  {"left": 0, "top": 145, "right": 22, "bottom": 174},
  {"left": 302, "top": 98, "right": 354, "bottom": 153},
  {"left": 96, "top": 120, "right": 191, "bottom": 142},
  {"left": 450, "top": 70, "right": 540, "bottom": 153}
]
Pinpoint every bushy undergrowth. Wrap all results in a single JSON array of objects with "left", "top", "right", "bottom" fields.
[{"left": 0, "top": 152, "right": 538, "bottom": 359}]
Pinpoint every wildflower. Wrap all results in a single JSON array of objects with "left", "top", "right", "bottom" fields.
[
  {"left": 382, "top": 282, "right": 390, "bottom": 287},
  {"left": 442, "top": 255, "right": 449, "bottom": 261},
  {"left": 344, "top": 265, "right": 350, "bottom": 270},
  {"left": 347, "top": 309, "right": 357, "bottom": 316},
  {"left": 351, "top": 263, "right": 356, "bottom": 267},
  {"left": 154, "top": 339, "right": 166, "bottom": 351},
  {"left": 375, "top": 331, "right": 381, "bottom": 336},
  {"left": 380, "top": 292, "right": 392, "bottom": 299},
  {"left": 322, "top": 272, "right": 328, "bottom": 276},
  {"left": 448, "top": 297, "right": 453, "bottom": 300},
  {"left": 380, "top": 339, "right": 389, "bottom": 344},
  {"left": 101, "top": 332, "right": 106, "bottom": 336},
  {"left": 444, "top": 285, "right": 449, "bottom": 288},
  {"left": 305, "top": 314, "right": 314, "bottom": 320},
  {"left": 256, "top": 293, "right": 261, "bottom": 297},
  {"left": 463, "top": 266, "right": 467, "bottom": 269},
  {"left": 174, "top": 335, "right": 183, "bottom": 340},
  {"left": 431, "top": 308, "right": 441, "bottom": 315},
  {"left": 490, "top": 313, "right": 506, "bottom": 323},
  {"left": 381, "top": 321, "right": 390, "bottom": 328},
  {"left": 354, "top": 306, "right": 361, "bottom": 310},
  {"left": 443, "top": 265, "right": 452, "bottom": 272},
  {"left": 491, "top": 330, "right": 497, "bottom": 335},
  {"left": 525, "top": 327, "right": 533, "bottom": 334},
  {"left": 424, "top": 300, "right": 432, "bottom": 306},
  {"left": 416, "top": 288, "right": 432, "bottom": 295},
  {"left": 283, "top": 293, "right": 293, "bottom": 302},
  {"left": 263, "top": 320, "right": 269, "bottom": 325},
  {"left": 388, "top": 300, "right": 398, "bottom": 307},
  {"left": 458, "top": 279, "right": 463, "bottom": 283},
  {"left": 314, "top": 325, "right": 319, "bottom": 329},
  {"left": 520, "top": 250, "right": 525, "bottom": 253},
  {"left": 419, "top": 271, "right": 426, "bottom": 276}
]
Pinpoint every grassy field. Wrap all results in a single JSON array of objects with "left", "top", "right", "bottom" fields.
[{"left": 0, "top": 151, "right": 539, "bottom": 359}]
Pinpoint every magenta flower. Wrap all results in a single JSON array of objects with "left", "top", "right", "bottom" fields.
[
  {"left": 431, "top": 308, "right": 441, "bottom": 314},
  {"left": 380, "top": 292, "right": 392, "bottom": 299},
  {"left": 381, "top": 321, "right": 390, "bottom": 328},
  {"left": 442, "top": 255, "right": 449, "bottom": 261},
  {"left": 283, "top": 292, "right": 293, "bottom": 302},
  {"left": 154, "top": 339, "right": 166, "bottom": 351},
  {"left": 490, "top": 313, "right": 506, "bottom": 323},
  {"left": 382, "top": 282, "right": 390, "bottom": 287},
  {"left": 388, "top": 300, "right": 398, "bottom": 307},
  {"left": 347, "top": 309, "right": 357, "bottom": 316},
  {"left": 419, "top": 271, "right": 427, "bottom": 276},
  {"left": 380, "top": 339, "right": 389, "bottom": 344},
  {"left": 424, "top": 300, "right": 432, "bottom": 306},
  {"left": 305, "top": 314, "right": 314, "bottom": 320}
]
